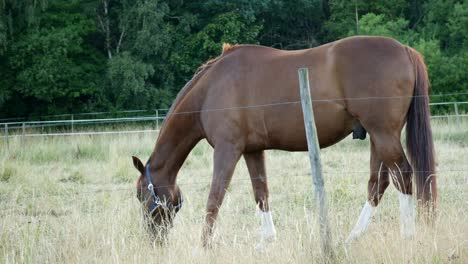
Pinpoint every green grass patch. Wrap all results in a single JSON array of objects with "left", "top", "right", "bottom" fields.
[
  {"left": 59, "top": 170, "right": 86, "bottom": 184},
  {"left": 0, "top": 165, "right": 15, "bottom": 182}
]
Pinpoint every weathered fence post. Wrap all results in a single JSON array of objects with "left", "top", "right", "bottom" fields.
[
  {"left": 4, "top": 123, "right": 8, "bottom": 150},
  {"left": 155, "top": 110, "right": 159, "bottom": 130},
  {"left": 21, "top": 122, "right": 26, "bottom": 148},
  {"left": 454, "top": 103, "right": 460, "bottom": 126},
  {"left": 71, "top": 114, "right": 75, "bottom": 133},
  {"left": 298, "top": 68, "right": 333, "bottom": 258}
]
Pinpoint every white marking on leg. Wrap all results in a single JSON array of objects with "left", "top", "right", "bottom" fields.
[
  {"left": 346, "top": 201, "right": 376, "bottom": 244},
  {"left": 260, "top": 211, "right": 277, "bottom": 240},
  {"left": 398, "top": 192, "right": 415, "bottom": 239},
  {"left": 255, "top": 211, "right": 277, "bottom": 251}
]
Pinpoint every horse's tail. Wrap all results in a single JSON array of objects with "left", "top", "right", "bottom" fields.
[{"left": 405, "top": 46, "right": 437, "bottom": 214}]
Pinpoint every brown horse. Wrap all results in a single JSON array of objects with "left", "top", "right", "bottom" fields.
[{"left": 132, "top": 36, "right": 436, "bottom": 247}]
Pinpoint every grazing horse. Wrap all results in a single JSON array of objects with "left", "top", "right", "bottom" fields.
[{"left": 132, "top": 36, "right": 436, "bottom": 247}]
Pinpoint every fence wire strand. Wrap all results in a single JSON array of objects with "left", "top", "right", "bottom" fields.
[
  {"left": 0, "top": 91, "right": 467, "bottom": 138},
  {"left": 1, "top": 91, "right": 468, "bottom": 125}
]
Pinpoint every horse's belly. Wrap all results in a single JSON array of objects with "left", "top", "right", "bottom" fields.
[{"left": 262, "top": 103, "right": 354, "bottom": 151}]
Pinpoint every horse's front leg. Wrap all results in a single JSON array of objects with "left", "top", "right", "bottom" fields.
[{"left": 202, "top": 145, "right": 242, "bottom": 247}]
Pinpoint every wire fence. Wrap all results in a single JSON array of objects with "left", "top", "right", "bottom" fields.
[
  {"left": 0, "top": 109, "right": 170, "bottom": 123},
  {"left": 0, "top": 97, "right": 467, "bottom": 139}
]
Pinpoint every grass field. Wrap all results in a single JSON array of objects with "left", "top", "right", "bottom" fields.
[{"left": 0, "top": 119, "right": 467, "bottom": 263}]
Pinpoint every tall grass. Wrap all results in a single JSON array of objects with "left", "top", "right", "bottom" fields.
[{"left": 0, "top": 119, "right": 467, "bottom": 263}]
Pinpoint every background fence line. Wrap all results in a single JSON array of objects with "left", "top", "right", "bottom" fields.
[
  {"left": 2, "top": 99, "right": 467, "bottom": 123},
  {"left": 0, "top": 109, "right": 171, "bottom": 122},
  {"left": 0, "top": 99, "right": 467, "bottom": 140},
  {"left": 1, "top": 92, "right": 467, "bottom": 123},
  {"left": 0, "top": 129, "right": 159, "bottom": 138}
]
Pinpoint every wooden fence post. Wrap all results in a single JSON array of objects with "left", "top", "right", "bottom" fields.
[
  {"left": 454, "top": 103, "right": 460, "bottom": 126},
  {"left": 4, "top": 123, "right": 8, "bottom": 150},
  {"left": 71, "top": 114, "right": 75, "bottom": 133},
  {"left": 155, "top": 110, "right": 159, "bottom": 130},
  {"left": 298, "top": 68, "right": 333, "bottom": 258},
  {"left": 21, "top": 123, "right": 26, "bottom": 148}
]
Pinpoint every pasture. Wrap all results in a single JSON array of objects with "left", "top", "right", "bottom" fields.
[{"left": 0, "top": 119, "right": 466, "bottom": 263}]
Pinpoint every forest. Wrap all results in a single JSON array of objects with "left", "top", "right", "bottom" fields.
[{"left": 0, "top": 0, "right": 466, "bottom": 118}]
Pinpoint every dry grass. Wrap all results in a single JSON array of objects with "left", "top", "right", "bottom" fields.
[{"left": 0, "top": 119, "right": 467, "bottom": 263}]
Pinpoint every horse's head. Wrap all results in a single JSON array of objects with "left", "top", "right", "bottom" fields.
[{"left": 132, "top": 156, "right": 183, "bottom": 243}]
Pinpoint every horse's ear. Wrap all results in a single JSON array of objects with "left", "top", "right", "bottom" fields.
[{"left": 132, "top": 156, "right": 145, "bottom": 175}]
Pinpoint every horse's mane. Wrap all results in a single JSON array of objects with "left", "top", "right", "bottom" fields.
[
  {"left": 158, "top": 43, "right": 239, "bottom": 134},
  {"left": 194, "top": 43, "right": 239, "bottom": 75}
]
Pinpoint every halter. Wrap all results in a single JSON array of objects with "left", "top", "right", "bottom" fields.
[{"left": 145, "top": 165, "right": 183, "bottom": 215}]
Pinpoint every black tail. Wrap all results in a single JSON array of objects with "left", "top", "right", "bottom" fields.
[{"left": 405, "top": 46, "right": 437, "bottom": 214}]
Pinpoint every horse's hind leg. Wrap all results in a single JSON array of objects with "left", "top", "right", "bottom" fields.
[
  {"left": 244, "top": 151, "right": 277, "bottom": 250},
  {"left": 346, "top": 140, "right": 390, "bottom": 243},
  {"left": 372, "top": 133, "right": 415, "bottom": 239},
  {"left": 367, "top": 132, "right": 415, "bottom": 239},
  {"left": 347, "top": 131, "right": 415, "bottom": 243},
  {"left": 375, "top": 137, "right": 415, "bottom": 239}
]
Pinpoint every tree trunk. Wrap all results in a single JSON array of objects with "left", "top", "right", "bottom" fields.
[{"left": 103, "top": 0, "right": 112, "bottom": 59}]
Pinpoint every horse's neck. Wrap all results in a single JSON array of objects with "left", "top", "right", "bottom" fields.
[
  {"left": 148, "top": 112, "right": 203, "bottom": 185},
  {"left": 148, "top": 64, "right": 210, "bottom": 186}
]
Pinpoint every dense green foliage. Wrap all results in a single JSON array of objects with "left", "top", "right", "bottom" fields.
[{"left": 0, "top": 0, "right": 466, "bottom": 118}]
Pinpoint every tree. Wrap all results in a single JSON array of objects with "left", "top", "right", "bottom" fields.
[
  {"left": 348, "top": 13, "right": 414, "bottom": 43},
  {"left": 6, "top": 1, "right": 106, "bottom": 116}
]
